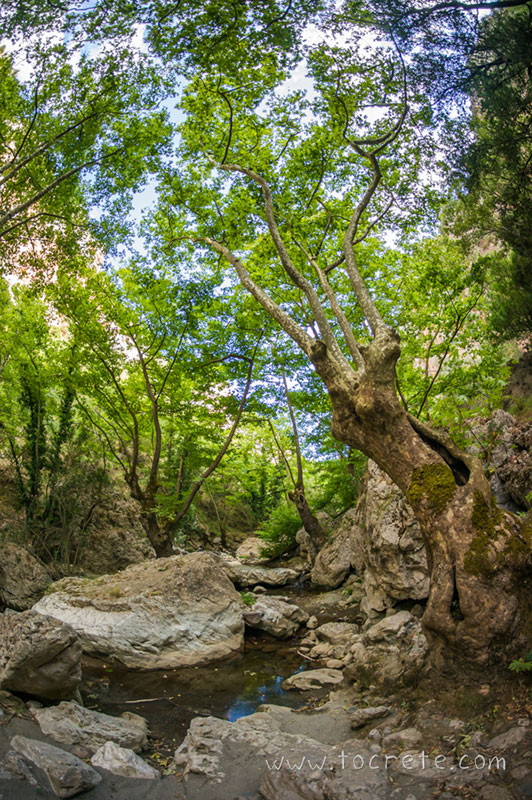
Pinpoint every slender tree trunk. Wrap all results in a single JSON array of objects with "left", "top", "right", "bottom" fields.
[{"left": 311, "top": 332, "right": 531, "bottom": 665}]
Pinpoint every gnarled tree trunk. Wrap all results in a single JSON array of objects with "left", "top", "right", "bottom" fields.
[{"left": 311, "top": 330, "right": 530, "bottom": 665}]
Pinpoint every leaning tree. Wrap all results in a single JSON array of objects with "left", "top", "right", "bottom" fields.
[{"left": 153, "top": 1, "right": 531, "bottom": 667}]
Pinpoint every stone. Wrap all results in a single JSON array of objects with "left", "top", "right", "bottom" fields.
[
  {"left": 326, "top": 658, "right": 345, "bottom": 669},
  {"left": 307, "top": 615, "right": 319, "bottom": 629},
  {"left": 34, "top": 701, "right": 148, "bottom": 754},
  {"left": 311, "top": 508, "right": 364, "bottom": 588},
  {"left": 0, "top": 610, "right": 81, "bottom": 700},
  {"left": 345, "top": 611, "right": 428, "bottom": 689},
  {"left": 10, "top": 735, "right": 102, "bottom": 798},
  {"left": 33, "top": 552, "right": 244, "bottom": 669},
  {"left": 235, "top": 536, "right": 271, "bottom": 564},
  {"left": 218, "top": 554, "right": 300, "bottom": 587},
  {"left": 91, "top": 741, "right": 160, "bottom": 779},
  {"left": 487, "top": 726, "right": 529, "bottom": 750},
  {"left": 350, "top": 706, "right": 391, "bottom": 729},
  {"left": 356, "top": 462, "right": 430, "bottom": 612},
  {"left": 73, "top": 492, "right": 155, "bottom": 574},
  {"left": 0, "top": 543, "right": 51, "bottom": 610},
  {"left": 315, "top": 621, "right": 359, "bottom": 645},
  {"left": 243, "top": 596, "right": 309, "bottom": 639},
  {"left": 382, "top": 727, "right": 423, "bottom": 749},
  {"left": 282, "top": 668, "right": 344, "bottom": 691}
]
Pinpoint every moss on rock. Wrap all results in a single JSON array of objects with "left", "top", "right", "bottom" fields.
[{"left": 407, "top": 463, "right": 456, "bottom": 515}]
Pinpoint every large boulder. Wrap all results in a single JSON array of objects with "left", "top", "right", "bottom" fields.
[
  {"left": 282, "top": 668, "right": 344, "bottom": 691},
  {"left": 34, "top": 701, "right": 148, "bottom": 755},
  {"left": 346, "top": 610, "right": 428, "bottom": 688},
  {"left": 295, "top": 510, "right": 335, "bottom": 563},
  {"left": 235, "top": 536, "right": 270, "bottom": 564},
  {"left": 74, "top": 492, "right": 155, "bottom": 574},
  {"left": 173, "top": 713, "right": 389, "bottom": 800},
  {"left": 10, "top": 735, "right": 102, "bottom": 798},
  {"left": 356, "top": 462, "right": 430, "bottom": 612},
  {"left": 33, "top": 552, "right": 244, "bottom": 669},
  {"left": 310, "top": 463, "right": 429, "bottom": 608},
  {"left": 243, "top": 595, "right": 309, "bottom": 638},
  {"left": 311, "top": 508, "right": 364, "bottom": 588},
  {"left": 0, "top": 543, "right": 51, "bottom": 610},
  {"left": 0, "top": 610, "right": 81, "bottom": 700},
  {"left": 219, "top": 554, "right": 300, "bottom": 588}
]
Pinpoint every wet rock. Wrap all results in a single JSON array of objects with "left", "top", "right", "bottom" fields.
[
  {"left": 34, "top": 701, "right": 148, "bottom": 754},
  {"left": 350, "top": 706, "right": 391, "bottom": 729},
  {"left": 10, "top": 735, "right": 102, "bottom": 798},
  {"left": 283, "top": 668, "right": 344, "bottom": 691},
  {"left": 0, "top": 543, "right": 51, "bottom": 610},
  {"left": 0, "top": 610, "right": 81, "bottom": 700},
  {"left": 345, "top": 611, "right": 428, "bottom": 688},
  {"left": 219, "top": 554, "right": 300, "bottom": 587},
  {"left": 235, "top": 536, "right": 271, "bottom": 564},
  {"left": 311, "top": 508, "right": 364, "bottom": 588},
  {"left": 243, "top": 596, "right": 309, "bottom": 638},
  {"left": 33, "top": 552, "right": 244, "bottom": 669},
  {"left": 91, "top": 741, "right": 160, "bottom": 779}
]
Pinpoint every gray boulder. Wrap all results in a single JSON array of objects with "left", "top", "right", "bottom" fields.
[
  {"left": 346, "top": 610, "right": 428, "bottom": 688},
  {"left": 219, "top": 554, "right": 300, "bottom": 587},
  {"left": 282, "top": 668, "right": 344, "bottom": 691},
  {"left": 91, "top": 741, "right": 160, "bottom": 779},
  {"left": 243, "top": 595, "right": 309, "bottom": 638},
  {"left": 0, "top": 610, "right": 81, "bottom": 700},
  {"left": 0, "top": 543, "right": 51, "bottom": 610},
  {"left": 235, "top": 536, "right": 270, "bottom": 564},
  {"left": 33, "top": 701, "right": 148, "bottom": 755},
  {"left": 10, "top": 735, "right": 101, "bottom": 798},
  {"left": 311, "top": 508, "right": 364, "bottom": 588},
  {"left": 33, "top": 552, "right": 244, "bottom": 669}
]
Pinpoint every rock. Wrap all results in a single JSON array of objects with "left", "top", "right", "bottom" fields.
[
  {"left": 345, "top": 611, "right": 428, "bottom": 688},
  {"left": 487, "top": 725, "right": 529, "bottom": 750},
  {"left": 243, "top": 596, "right": 309, "bottom": 638},
  {"left": 282, "top": 668, "right": 344, "bottom": 691},
  {"left": 235, "top": 537, "right": 271, "bottom": 564},
  {"left": 315, "top": 621, "right": 359, "bottom": 645},
  {"left": 10, "top": 735, "right": 102, "bottom": 798},
  {"left": 311, "top": 508, "right": 364, "bottom": 588},
  {"left": 33, "top": 552, "right": 244, "bottom": 669},
  {"left": 472, "top": 410, "right": 532, "bottom": 511},
  {"left": 356, "top": 462, "right": 430, "bottom": 612},
  {"left": 306, "top": 615, "right": 319, "bottom": 629},
  {"left": 34, "top": 701, "right": 148, "bottom": 755},
  {"left": 350, "top": 706, "right": 391, "bottom": 729},
  {"left": 326, "top": 658, "right": 345, "bottom": 669},
  {"left": 91, "top": 741, "right": 160, "bottom": 779},
  {"left": 382, "top": 727, "right": 423, "bottom": 749},
  {"left": 0, "top": 610, "right": 81, "bottom": 700},
  {"left": 73, "top": 492, "right": 155, "bottom": 574},
  {"left": 0, "top": 543, "right": 51, "bottom": 610},
  {"left": 218, "top": 554, "right": 300, "bottom": 587}
]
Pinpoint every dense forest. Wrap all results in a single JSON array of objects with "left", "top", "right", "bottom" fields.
[{"left": 0, "top": 3, "right": 531, "bottom": 796}]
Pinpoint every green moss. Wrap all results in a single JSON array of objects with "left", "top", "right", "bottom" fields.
[
  {"left": 407, "top": 463, "right": 456, "bottom": 515},
  {"left": 464, "top": 492, "right": 504, "bottom": 578}
]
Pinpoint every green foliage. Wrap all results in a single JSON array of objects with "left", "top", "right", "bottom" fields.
[
  {"left": 240, "top": 591, "right": 257, "bottom": 607},
  {"left": 256, "top": 503, "right": 302, "bottom": 559},
  {"left": 509, "top": 653, "right": 532, "bottom": 674}
]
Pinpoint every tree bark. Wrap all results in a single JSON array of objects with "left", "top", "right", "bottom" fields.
[{"left": 310, "top": 329, "right": 531, "bottom": 665}]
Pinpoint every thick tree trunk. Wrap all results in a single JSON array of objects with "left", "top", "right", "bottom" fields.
[
  {"left": 311, "top": 331, "right": 531, "bottom": 665},
  {"left": 140, "top": 509, "right": 174, "bottom": 558}
]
